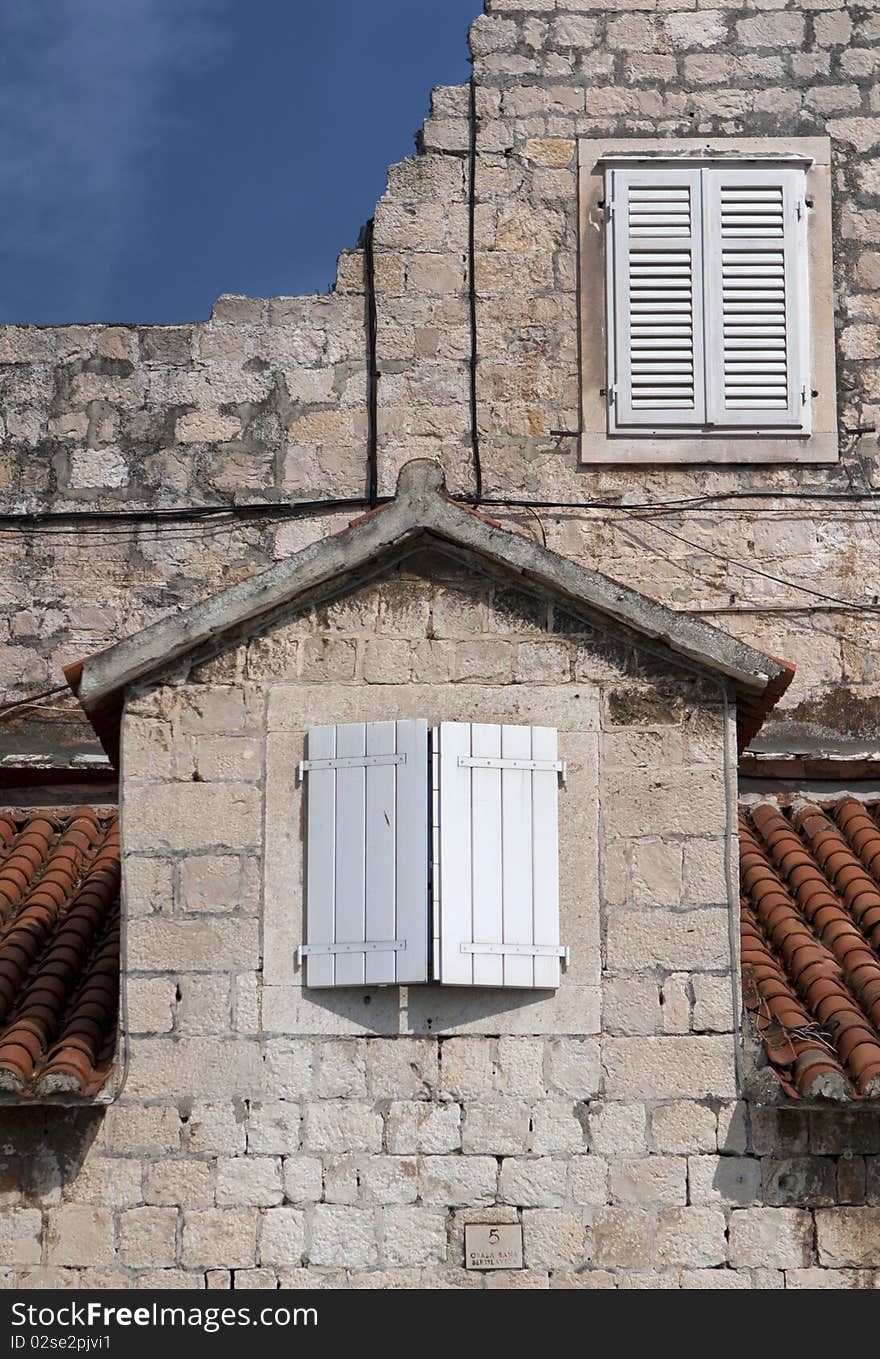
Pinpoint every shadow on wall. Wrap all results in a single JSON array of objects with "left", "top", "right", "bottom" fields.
[
  {"left": 740, "top": 1105, "right": 880, "bottom": 1207},
  {"left": 0, "top": 1105, "right": 104, "bottom": 1198}
]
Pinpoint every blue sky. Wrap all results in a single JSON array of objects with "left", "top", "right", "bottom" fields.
[{"left": 0, "top": 0, "right": 479, "bottom": 325}]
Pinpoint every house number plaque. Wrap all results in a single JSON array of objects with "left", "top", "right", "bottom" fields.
[{"left": 464, "top": 1223, "right": 524, "bottom": 1271}]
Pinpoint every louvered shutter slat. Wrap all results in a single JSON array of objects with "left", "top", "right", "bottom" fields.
[
  {"left": 703, "top": 166, "right": 809, "bottom": 430},
  {"left": 609, "top": 168, "right": 706, "bottom": 429}
]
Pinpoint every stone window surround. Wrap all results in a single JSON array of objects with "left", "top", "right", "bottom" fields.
[
  {"left": 578, "top": 136, "right": 838, "bottom": 467},
  {"left": 261, "top": 683, "right": 602, "bottom": 1039}
]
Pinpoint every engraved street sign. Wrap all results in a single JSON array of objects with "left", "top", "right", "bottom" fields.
[{"left": 464, "top": 1223, "right": 524, "bottom": 1271}]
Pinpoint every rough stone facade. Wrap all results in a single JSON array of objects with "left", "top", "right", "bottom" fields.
[
  {"left": 0, "top": 549, "right": 875, "bottom": 1290},
  {"left": 2, "top": 0, "right": 880, "bottom": 1290},
  {"left": 1, "top": 0, "right": 879, "bottom": 756}
]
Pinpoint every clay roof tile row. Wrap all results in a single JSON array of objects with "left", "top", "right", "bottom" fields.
[
  {"left": 0, "top": 809, "right": 119, "bottom": 1097},
  {"left": 741, "top": 795, "right": 880, "bottom": 1101}
]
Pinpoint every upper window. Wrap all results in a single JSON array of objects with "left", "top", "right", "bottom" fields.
[
  {"left": 606, "top": 163, "right": 809, "bottom": 436},
  {"left": 578, "top": 138, "right": 838, "bottom": 466}
]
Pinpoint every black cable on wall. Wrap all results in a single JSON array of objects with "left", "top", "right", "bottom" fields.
[
  {"left": 363, "top": 217, "right": 380, "bottom": 509},
  {"left": 467, "top": 72, "right": 483, "bottom": 506}
]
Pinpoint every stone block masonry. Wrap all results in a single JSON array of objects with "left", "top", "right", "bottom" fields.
[
  {"left": 0, "top": 552, "right": 864, "bottom": 1288},
  {"left": 0, "top": 2, "right": 878, "bottom": 755},
  {"left": 1, "top": 0, "right": 880, "bottom": 1290},
  {"left": 5, "top": 1049, "right": 880, "bottom": 1287}
]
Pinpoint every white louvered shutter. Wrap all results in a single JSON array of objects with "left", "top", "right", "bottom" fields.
[
  {"left": 301, "top": 720, "right": 428, "bottom": 987},
  {"left": 608, "top": 167, "right": 706, "bottom": 430},
  {"left": 702, "top": 166, "right": 809, "bottom": 431},
  {"left": 432, "top": 723, "right": 566, "bottom": 990}
]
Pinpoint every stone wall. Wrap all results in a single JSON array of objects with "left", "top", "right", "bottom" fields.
[
  {"left": 1, "top": 551, "right": 877, "bottom": 1289},
  {"left": 2, "top": 1, "right": 880, "bottom": 755}
]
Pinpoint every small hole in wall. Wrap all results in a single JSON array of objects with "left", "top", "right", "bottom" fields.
[
  {"left": 191, "top": 771, "right": 203, "bottom": 783},
  {"left": 363, "top": 995, "right": 371, "bottom": 1006}
]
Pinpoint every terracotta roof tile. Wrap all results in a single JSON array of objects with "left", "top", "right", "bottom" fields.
[
  {"left": 740, "top": 795, "right": 880, "bottom": 1101},
  {"left": 0, "top": 808, "right": 119, "bottom": 1097}
]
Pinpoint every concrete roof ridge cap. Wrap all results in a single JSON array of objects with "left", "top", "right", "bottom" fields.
[{"left": 395, "top": 459, "right": 447, "bottom": 503}]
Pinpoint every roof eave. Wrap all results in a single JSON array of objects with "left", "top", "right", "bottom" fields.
[{"left": 67, "top": 461, "right": 793, "bottom": 760}]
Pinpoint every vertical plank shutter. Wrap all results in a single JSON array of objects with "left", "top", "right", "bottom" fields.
[
  {"left": 609, "top": 167, "right": 706, "bottom": 430},
  {"left": 433, "top": 722, "right": 565, "bottom": 990},
  {"left": 302, "top": 720, "right": 428, "bottom": 987},
  {"left": 702, "top": 165, "right": 809, "bottom": 431}
]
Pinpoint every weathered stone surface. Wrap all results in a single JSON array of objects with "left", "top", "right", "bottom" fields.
[
  {"left": 259, "top": 1208, "right": 306, "bottom": 1265},
  {"left": 118, "top": 1208, "right": 178, "bottom": 1268},
  {"left": 603, "top": 1037, "right": 737, "bottom": 1100},
  {"left": 308, "top": 1205, "right": 377, "bottom": 1269},
  {"left": 181, "top": 1210, "right": 259, "bottom": 1269},
  {"left": 816, "top": 1209, "right": 880, "bottom": 1267},
  {"left": 0, "top": 1210, "right": 43, "bottom": 1265},
  {"left": 1, "top": 0, "right": 877, "bottom": 1293},
  {"left": 728, "top": 1209, "right": 813, "bottom": 1270},
  {"left": 47, "top": 1208, "right": 115, "bottom": 1267}
]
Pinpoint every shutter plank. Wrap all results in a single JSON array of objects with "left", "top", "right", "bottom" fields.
[
  {"left": 304, "top": 725, "right": 337, "bottom": 988},
  {"left": 364, "top": 721, "right": 397, "bottom": 985},
  {"left": 501, "top": 725, "right": 535, "bottom": 988},
  {"left": 531, "top": 727, "right": 561, "bottom": 989},
  {"left": 437, "top": 722, "right": 474, "bottom": 986},
  {"left": 471, "top": 723, "right": 504, "bottom": 988},
  {"left": 334, "top": 723, "right": 367, "bottom": 986},
  {"left": 395, "top": 719, "right": 429, "bottom": 984}
]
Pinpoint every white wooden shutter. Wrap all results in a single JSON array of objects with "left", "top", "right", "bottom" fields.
[
  {"left": 702, "top": 166, "right": 810, "bottom": 431},
  {"left": 301, "top": 720, "right": 428, "bottom": 987},
  {"left": 608, "top": 167, "right": 706, "bottom": 430},
  {"left": 432, "top": 723, "right": 566, "bottom": 990}
]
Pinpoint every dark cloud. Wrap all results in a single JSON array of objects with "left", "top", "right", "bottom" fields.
[{"left": 0, "top": 0, "right": 230, "bottom": 317}]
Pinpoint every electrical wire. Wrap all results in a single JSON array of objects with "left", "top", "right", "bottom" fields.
[
  {"left": 631, "top": 513, "right": 880, "bottom": 612},
  {"left": 0, "top": 496, "right": 382, "bottom": 530},
  {"left": 3, "top": 487, "right": 880, "bottom": 538},
  {"left": 0, "top": 684, "right": 70, "bottom": 719}
]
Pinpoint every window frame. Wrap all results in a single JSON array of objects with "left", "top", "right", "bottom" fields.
[{"left": 578, "top": 136, "right": 838, "bottom": 466}]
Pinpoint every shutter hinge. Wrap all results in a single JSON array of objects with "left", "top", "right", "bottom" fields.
[
  {"left": 298, "top": 940, "right": 406, "bottom": 963},
  {"left": 457, "top": 755, "right": 567, "bottom": 783},
  {"left": 797, "top": 199, "right": 805, "bottom": 221},
  {"left": 608, "top": 385, "right": 617, "bottom": 408},
  {"left": 298, "top": 753, "right": 406, "bottom": 780},
  {"left": 604, "top": 200, "right": 614, "bottom": 223},
  {"left": 802, "top": 385, "right": 808, "bottom": 406},
  {"left": 461, "top": 942, "right": 571, "bottom": 965}
]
